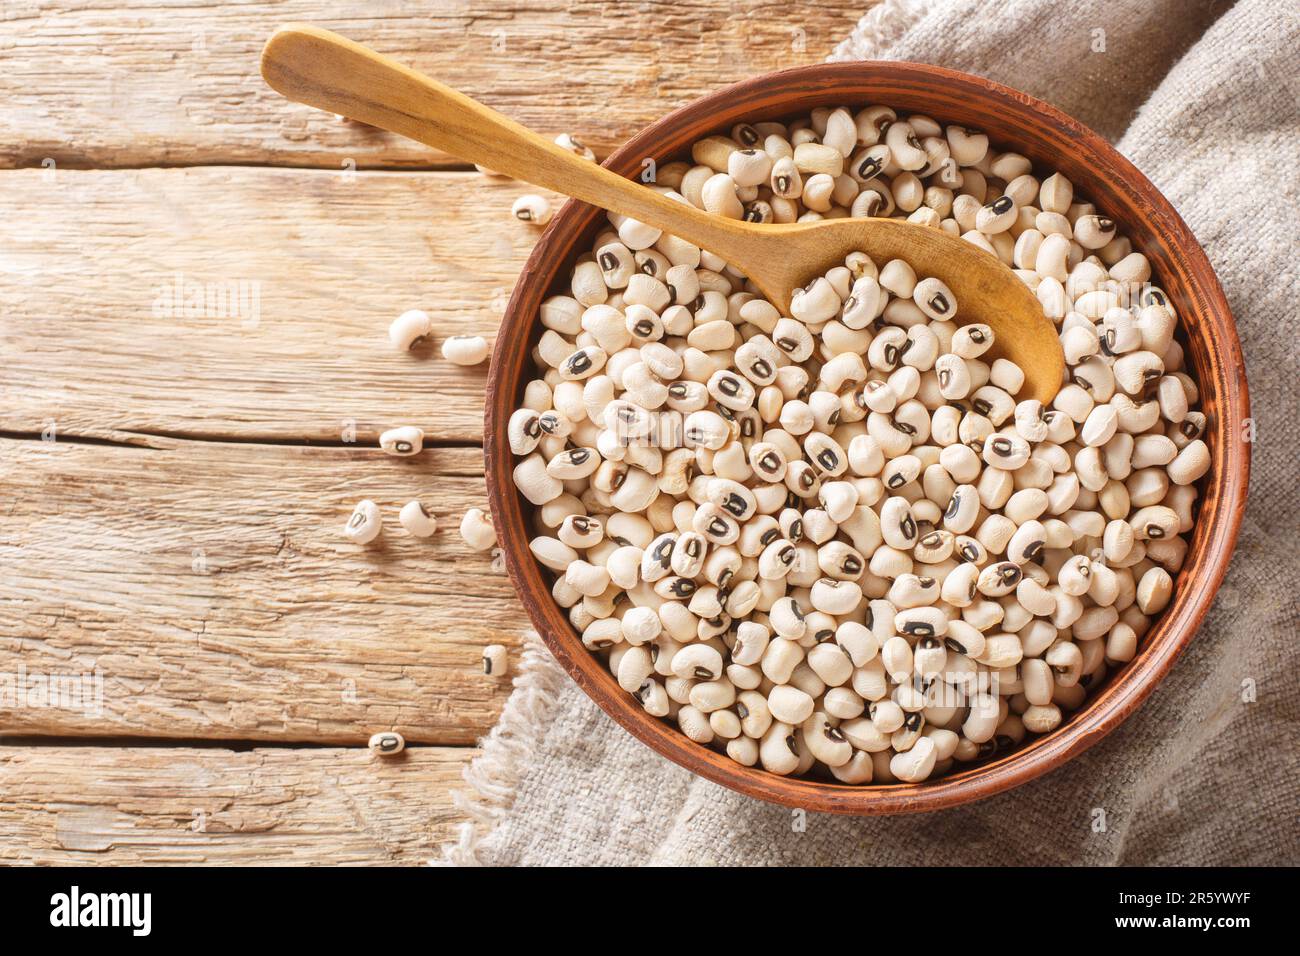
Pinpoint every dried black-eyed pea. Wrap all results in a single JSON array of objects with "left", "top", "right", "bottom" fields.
[
  {"left": 806, "top": 391, "right": 842, "bottom": 432},
  {"left": 971, "top": 386, "right": 1016, "bottom": 427},
  {"left": 885, "top": 573, "right": 936, "bottom": 610},
  {"left": 936, "top": 354, "right": 972, "bottom": 401},
  {"left": 1130, "top": 505, "right": 1180, "bottom": 541},
  {"left": 616, "top": 646, "right": 654, "bottom": 694},
  {"left": 954, "top": 533, "right": 988, "bottom": 565},
  {"left": 379, "top": 425, "right": 424, "bottom": 457},
  {"left": 943, "top": 484, "right": 981, "bottom": 535},
  {"left": 1074, "top": 214, "right": 1116, "bottom": 249},
  {"left": 536, "top": 408, "right": 573, "bottom": 443},
  {"left": 769, "top": 155, "right": 802, "bottom": 198},
  {"left": 880, "top": 496, "right": 918, "bottom": 549},
  {"left": 773, "top": 508, "right": 802, "bottom": 545},
  {"left": 1046, "top": 641, "right": 1084, "bottom": 687},
  {"left": 772, "top": 317, "right": 816, "bottom": 362},
  {"left": 693, "top": 503, "right": 740, "bottom": 545},
  {"left": 546, "top": 446, "right": 600, "bottom": 480},
  {"left": 368, "top": 731, "right": 405, "bottom": 756},
  {"left": 810, "top": 538, "right": 861, "bottom": 581},
  {"left": 728, "top": 147, "right": 773, "bottom": 187},
  {"left": 952, "top": 323, "right": 994, "bottom": 359},
  {"left": 686, "top": 671, "right": 728, "bottom": 717},
  {"left": 670, "top": 531, "right": 708, "bottom": 578},
  {"left": 913, "top": 529, "right": 955, "bottom": 564},
  {"left": 975, "top": 194, "right": 1017, "bottom": 234},
  {"left": 442, "top": 335, "right": 491, "bottom": 366},
  {"left": 1106, "top": 624, "right": 1139, "bottom": 664},
  {"left": 654, "top": 575, "right": 698, "bottom": 601},
  {"left": 558, "top": 346, "right": 607, "bottom": 381},
  {"left": 846, "top": 143, "right": 890, "bottom": 186},
  {"left": 460, "top": 508, "right": 497, "bottom": 551},
  {"left": 982, "top": 432, "right": 1031, "bottom": 470},
  {"left": 1113, "top": 350, "right": 1165, "bottom": 395},
  {"left": 977, "top": 561, "right": 1023, "bottom": 597},
  {"left": 565, "top": 560, "right": 611, "bottom": 598},
  {"left": 765, "top": 600, "right": 806, "bottom": 647},
  {"left": 344, "top": 499, "right": 382, "bottom": 544},
  {"left": 889, "top": 732, "right": 936, "bottom": 782},
  {"left": 818, "top": 481, "right": 858, "bottom": 523},
  {"left": 768, "top": 684, "right": 816, "bottom": 726},
  {"left": 810, "top": 577, "right": 862, "bottom": 615},
  {"left": 840, "top": 275, "right": 882, "bottom": 330},
  {"left": 558, "top": 514, "right": 603, "bottom": 549},
  {"left": 707, "top": 478, "right": 757, "bottom": 522},
  {"left": 1013, "top": 399, "right": 1050, "bottom": 443},
  {"left": 748, "top": 441, "right": 787, "bottom": 483},
  {"left": 508, "top": 408, "right": 544, "bottom": 455},
  {"left": 895, "top": 606, "right": 948, "bottom": 639},
  {"left": 682, "top": 410, "right": 731, "bottom": 450},
  {"left": 1006, "top": 520, "right": 1047, "bottom": 565},
  {"left": 734, "top": 337, "right": 782, "bottom": 388},
  {"left": 1167, "top": 439, "right": 1210, "bottom": 485},
  {"left": 512, "top": 454, "right": 563, "bottom": 506},
  {"left": 388, "top": 309, "right": 432, "bottom": 351},
  {"left": 1136, "top": 566, "right": 1174, "bottom": 615},
  {"left": 881, "top": 453, "right": 922, "bottom": 490},
  {"left": 1021, "top": 703, "right": 1062, "bottom": 734},
  {"left": 672, "top": 644, "right": 724, "bottom": 682},
  {"left": 723, "top": 580, "right": 760, "bottom": 618},
  {"left": 759, "top": 634, "right": 795, "bottom": 686},
  {"left": 511, "top": 194, "right": 552, "bottom": 225},
  {"left": 638, "top": 679, "right": 671, "bottom": 718},
  {"left": 800, "top": 710, "right": 853, "bottom": 768},
  {"left": 706, "top": 369, "right": 756, "bottom": 411},
  {"left": 597, "top": 241, "right": 636, "bottom": 289},
  {"left": 729, "top": 621, "right": 771, "bottom": 668},
  {"left": 938, "top": 561, "right": 978, "bottom": 609},
  {"left": 756, "top": 721, "right": 800, "bottom": 776},
  {"left": 640, "top": 532, "right": 677, "bottom": 582},
  {"left": 398, "top": 500, "right": 437, "bottom": 538},
  {"left": 616, "top": 607, "right": 659, "bottom": 646},
  {"left": 912, "top": 636, "right": 948, "bottom": 679},
  {"left": 783, "top": 459, "right": 821, "bottom": 499},
  {"left": 867, "top": 326, "right": 908, "bottom": 373},
  {"left": 482, "top": 644, "right": 508, "bottom": 677}
]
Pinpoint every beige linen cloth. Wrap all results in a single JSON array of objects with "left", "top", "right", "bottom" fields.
[{"left": 439, "top": 0, "right": 1299, "bottom": 866}]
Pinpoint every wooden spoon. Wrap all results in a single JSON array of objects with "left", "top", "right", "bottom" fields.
[{"left": 260, "top": 24, "right": 1063, "bottom": 403}]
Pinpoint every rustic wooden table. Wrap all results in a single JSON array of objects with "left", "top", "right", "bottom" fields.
[{"left": 0, "top": 0, "right": 865, "bottom": 864}]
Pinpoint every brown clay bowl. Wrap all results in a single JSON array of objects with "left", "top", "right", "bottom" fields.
[{"left": 483, "top": 62, "right": 1250, "bottom": 814}]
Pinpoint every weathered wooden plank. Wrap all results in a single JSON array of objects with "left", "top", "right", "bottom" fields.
[
  {"left": 1, "top": 166, "right": 559, "bottom": 443},
  {"left": 0, "top": 0, "right": 864, "bottom": 169},
  {"left": 0, "top": 437, "right": 526, "bottom": 743},
  {"left": 0, "top": 745, "right": 473, "bottom": 865}
]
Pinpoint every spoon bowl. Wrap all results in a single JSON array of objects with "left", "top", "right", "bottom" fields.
[{"left": 260, "top": 24, "right": 1064, "bottom": 403}]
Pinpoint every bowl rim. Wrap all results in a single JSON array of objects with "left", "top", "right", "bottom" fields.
[{"left": 484, "top": 61, "right": 1250, "bottom": 814}]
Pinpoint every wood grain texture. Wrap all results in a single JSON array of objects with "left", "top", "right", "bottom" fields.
[
  {"left": 0, "top": 437, "right": 522, "bottom": 743},
  {"left": 0, "top": 166, "right": 560, "bottom": 443},
  {"left": 0, "top": 745, "right": 473, "bottom": 865},
  {"left": 0, "top": 0, "right": 864, "bottom": 170},
  {"left": 485, "top": 62, "right": 1249, "bottom": 814}
]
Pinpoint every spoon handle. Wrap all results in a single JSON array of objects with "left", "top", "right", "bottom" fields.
[{"left": 261, "top": 25, "right": 758, "bottom": 263}]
